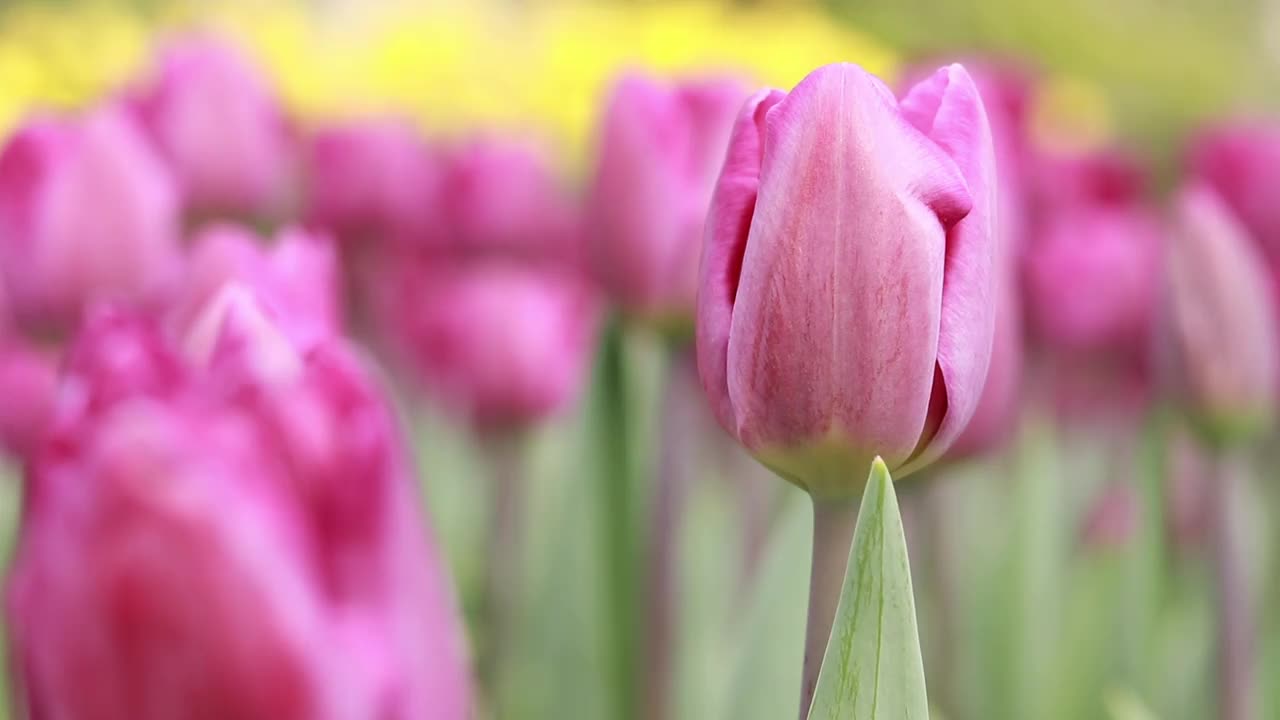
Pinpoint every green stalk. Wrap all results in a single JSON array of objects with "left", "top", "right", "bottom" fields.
[{"left": 596, "top": 320, "right": 641, "bottom": 720}]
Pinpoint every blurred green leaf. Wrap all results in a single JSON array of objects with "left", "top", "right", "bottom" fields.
[
  {"left": 1105, "top": 688, "right": 1160, "bottom": 720},
  {"left": 721, "top": 488, "right": 810, "bottom": 720},
  {"left": 806, "top": 458, "right": 929, "bottom": 720}
]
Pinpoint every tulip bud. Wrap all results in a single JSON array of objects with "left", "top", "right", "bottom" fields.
[
  {"left": 696, "top": 63, "right": 997, "bottom": 497},
  {"left": 1188, "top": 123, "right": 1280, "bottom": 256},
  {"left": 305, "top": 120, "right": 437, "bottom": 244},
  {"left": 910, "top": 62, "right": 1032, "bottom": 460},
  {"left": 1020, "top": 146, "right": 1161, "bottom": 423},
  {"left": 176, "top": 224, "right": 341, "bottom": 350},
  {"left": 6, "top": 293, "right": 472, "bottom": 719},
  {"left": 373, "top": 261, "right": 596, "bottom": 431},
  {"left": 432, "top": 139, "right": 581, "bottom": 264},
  {"left": 588, "top": 73, "right": 749, "bottom": 331},
  {"left": 133, "top": 37, "right": 293, "bottom": 220},
  {"left": 0, "top": 106, "right": 181, "bottom": 335},
  {"left": 1166, "top": 184, "right": 1278, "bottom": 444},
  {"left": 1023, "top": 202, "right": 1161, "bottom": 358},
  {"left": 0, "top": 342, "right": 57, "bottom": 461},
  {"left": 362, "top": 136, "right": 598, "bottom": 430}
]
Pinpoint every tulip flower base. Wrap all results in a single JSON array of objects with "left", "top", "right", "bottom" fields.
[{"left": 804, "top": 458, "right": 929, "bottom": 720}]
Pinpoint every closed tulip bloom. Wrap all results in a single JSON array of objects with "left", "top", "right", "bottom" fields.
[
  {"left": 1023, "top": 203, "right": 1161, "bottom": 358},
  {"left": 374, "top": 262, "right": 596, "bottom": 430},
  {"left": 362, "top": 135, "right": 597, "bottom": 429},
  {"left": 134, "top": 37, "right": 293, "bottom": 219},
  {"left": 1021, "top": 148, "right": 1160, "bottom": 420},
  {"left": 1167, "top": 184, "right": 1279, "bottom": 442},
  {"left": 588, "top": 73, "right": 749, "bottom": 327},
  {"left": 927, "top": 62, "right": 1032, "bottom": 459},
  {"left": 0, "top": 106, "right": 181, "bottom": 335},
  {"left": 0, "top": 342, "right": 57, "bottom": 461},
  {"left": 430, "top": 139, "right": 582, "bottom": 264},
  {"left": 305, "top": 120, "right": 436, "bottom": 243},
  {"left": 176, "top": 224, "right": 341, "bottom": 350},
  {"left": 1189, "top": 123, "right": 1280, "bottom": 258},
  {"left": 697, "top": 62, "right": 997, "bottom": 496},
  {"left": 6, "top": 293, "right": 471, "bottom": 719}
]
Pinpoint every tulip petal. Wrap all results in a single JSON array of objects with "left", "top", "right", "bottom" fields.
[
  {"left": 696, "top": 88, "right": 785, "bottom": 437},
  {"left": 725, "top": 63, "right": 970, "bottom": 479},
  {"left": 897, "top": 64, "right": 999, "bottom": 474}
]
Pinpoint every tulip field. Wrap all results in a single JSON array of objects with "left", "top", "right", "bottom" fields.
[{"left": 1, "top": 1, "right": 1280, "bottom": 719}]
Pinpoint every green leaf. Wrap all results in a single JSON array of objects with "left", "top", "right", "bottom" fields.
[
  {"left": 1105, "top": 688, "right": 1160, "bottom": 720},
  {"left": 807, "top": 458, "right": 929, "bottom": 720}
]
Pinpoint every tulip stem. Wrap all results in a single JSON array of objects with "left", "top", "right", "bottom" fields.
[
  {"left": 597, "top": 321, "right": 641, "bottom": 720},
  {"left": 922, "top": 478, "right": 961, "bottom": 719},
  {"left": 1210, "top": 447, "right": 1257, "bottom": 720},
  {"left": 798, "top": 495, "right": 861, "bottom": 720},
  {"left": 479, "top": 430, "right": 526, "bottom": 711},
  {"left": 642, "top": 350, "right": 697, "bottom": 720}
]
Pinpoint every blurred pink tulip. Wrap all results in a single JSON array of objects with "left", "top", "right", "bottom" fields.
[
  {"left": 305, "top": 120, "right": 437, "bottom": 243},
  {"left": 588, "top": 73, "right": 749, "bottom": 326},
  {"left": 373, "top": 261, "right": 596, "bottom": 431},
  {"left": 1167, "top": 184, "right": 1278, "bottom": 441},
  {"left": 0, "top": 342, "right": 57, "bottom": 461},
  {"left": 134, "top": 37, "right": 293, "bottom": 219},
  {"left": 1023, "top": 203, "right": 1162, "bottom": 357},
  {"left": 429, "top": 139, "right": 581, "bottom": 264},
  {"left": 696, "top": 62, "right": 997, "bottom": 496},
  {"left": 1020, "top": 148, "right": 1161, "bottom": 422},
  {"left": 1188, "top": 123, "right": 1280, "bottom": 261},
  {"left": 364, "top": 136, "right": 597, "bottom": 430},
  {"left": 0, "top": 106, "right": 181, "bottom": 335},
  {"left": 6, "top": 293, "right": 472, "bottom": 720},
  {"left": 176, "top": 224, "right": 341, "bottom": 351}
]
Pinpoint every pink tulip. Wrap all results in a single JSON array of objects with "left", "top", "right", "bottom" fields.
[
  {"left": 0, "top": 106, "right": 181, "bottom": 335},
  {"left": 175, "top": 224, "right": 340, "bottom": 351},
  {"left": 425, "top": 139, "right": 582, "bottom": 263},
  {"left": 920, "top": 62, "right": 1032, "bottom": 459},
  {"left": 0, "top": 342, "right": 57, "bottom": 461},
  {"left": 6, "top": 292, "right": 472, "bottom": 720},
  {"left": 133, "top": 37, "right": 293, "bottom": 219},
  {"left": 363, "top": 136, "right": 597, "bottom": 429},
  {"left": 588, "top": 73, "right": 749, "bottom": 325},
  {"left": 1020, "top": 148, "right": 1161, "bottom": 421},
  {"left": 1167, "top": 184, "right": 1278, "bottom": 440},
  {"left": 696, "top": 62, "right": 997, "bottom": 496},
  {"left": 1188, "top": 123, "right": 1280, "bottom": 261},
  {"left": 1023, "top": 202, "right": 1161, "bottom": 358},
  {"left": 372, "top": 260, "right": 596, "bottom": 430},
  {"left": 305, "top": 120, "right": 437, "bottom": 243}
]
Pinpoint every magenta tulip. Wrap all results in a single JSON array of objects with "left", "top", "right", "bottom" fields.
[
  {"left": 176, "top": 224, "right": 340, "bottom": 350},
  {"left": 372, "top": 261, "right": 595, "bottom": 431},
  {"left": 588, "top": 73, "right": 749, "bottom": 326},
  {"left": 0, "top": 342, "right": 57, "bottom": 461},
  {"left": 133, "top": 37, "right": 293, "bottom": 219},
  {"left": 1188, "top": 123, "right": 1280, "bottom": 260},
  {"left": 1167, "top": 184, "right": 1278, "bottom": 441},
  {"left": 0, "top": 106, "right": 181, "bottom": 335},
  {"left": 430, "top": 139, "right": 581, "bottom": 264},
  {"left": 1023, "top": 202, "right": 1161, "bottom": 358},
  {"left": 1020, "top": 148, "right": 1161, "bottom": 421},
  {"left": 696, "top": 62, "right": 997, "bottom": 496},
  {"left": 6, "top": 291, "right": 471, "bottom": 720},
  {"left": 305, "top": 120, "right": 436, "bottom": 243},
  {"left": 363, "top": 137, "right": 597, "bottom": 429}
]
